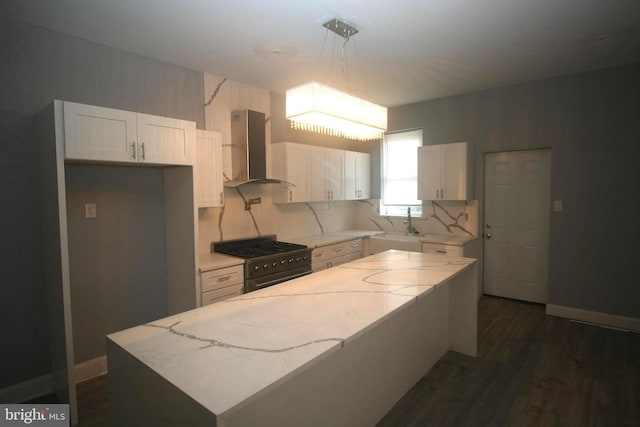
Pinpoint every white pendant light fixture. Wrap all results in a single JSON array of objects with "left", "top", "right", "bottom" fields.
[{"left": 286, "top": 19, "right": 387, "bottom": 141}]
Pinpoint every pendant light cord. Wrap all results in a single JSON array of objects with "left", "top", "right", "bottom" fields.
[{"left": 341, "top": 36, "right": 352, "bottom": 93}]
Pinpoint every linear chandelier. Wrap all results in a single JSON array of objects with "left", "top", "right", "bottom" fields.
[{"left": 285, "top": 19, "right": 388, "bottom": 141}]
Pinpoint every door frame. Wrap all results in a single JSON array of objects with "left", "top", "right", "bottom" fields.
[{"left": 481, "top": 147, "right": 552, "bottom": 302}]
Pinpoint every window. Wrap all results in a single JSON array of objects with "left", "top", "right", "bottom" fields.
[{"left": 380, "top": 129, "right": 423, "bottom": 216}]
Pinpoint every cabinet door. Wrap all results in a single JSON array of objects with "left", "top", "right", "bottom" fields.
[
  {"left": 136, "top": 113, "right": 195, "bottom": 165},
  {"left": 441, "top": 142, "right": 467, "bottom": 200},
  {"left": 195, "top": 130, "right": 224, "bottom": 208},
  {"left": 64, "top": 101, "right": 137, "bottom": 162},
  {"left": 356, "top": 152, "right": 371, "bottom": 199},
  {"left": 417, "top": 145, "right": 441, "bottom": 200},
  {"left": 325, "top": 148, "right": 344, "bottom": 200},
  {"left": 344, "top": 151, "right": 358, "bottom": 200},
  {"left": 311, "top": 146, "right": 328, "bottom": 201},
  {"left": 273, "top": 142, "right": 312, "bottom": 203},
  {"left": 311, "top": 146, "right": 345, "bottom": 201},
  {"left": 345, "top": 151, "right": 370, "bottom": 200}
]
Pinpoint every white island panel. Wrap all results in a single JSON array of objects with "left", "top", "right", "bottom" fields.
[{"left": 108, "top": 250, "right": 477, "bottom": 426}]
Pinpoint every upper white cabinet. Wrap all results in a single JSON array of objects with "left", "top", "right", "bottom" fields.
[
  {"left": 418, "top": 142, "right": 473, "bottom": 200},
  {"left": 195, "top": 130, "right": 224, "bottom": 208},
  {"left": 344, "top": 151, "right": 371, "bottom": 200},
  {"left": 311, "top": 146, "right": 344, "bottom": 201},
  {"left": 272, "top": 144, "right": 370, "bottom": 203},
  {"left": 63, "top": 101, "right": 195, "bottom": 165},
  {"left": 272, "top": 142, "right": 312, "bottom": 203}
]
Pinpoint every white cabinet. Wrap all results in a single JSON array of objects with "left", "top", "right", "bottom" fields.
[
  {"left": 344, "top": 151, "right": 371, "bottom": 200},
  {"left": 312, "top": 239, "right": 362, "bottom": 272},
  {"left": 421, "top": 242, "right": 464, "bottom": 257},
  {"left": 272, "top": 142, "right": 312, "bottom": 203},
  {"left": 311, "top": 146, "right": 344, "bottom": 201},
  {"left": 195, "top": 130, "right": 224, "bottom": 208},
  {"left": 272, "top": 145, "right": 369, "bottom": 203},
  {"left": 63, "top": 101, "right": 195, "bottom": 165},
  {"left": 418, "top": 142, "right": 472, "bottom": 200},
  {"left": 200, "top": 264, "right": 244, "bottom": 306}
]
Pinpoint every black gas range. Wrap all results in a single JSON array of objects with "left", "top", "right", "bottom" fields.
[{"left": 213, "top": 235, "right": 311, "bottom": 293}]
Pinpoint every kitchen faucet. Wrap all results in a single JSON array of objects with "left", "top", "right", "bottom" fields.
[{"left": 403, "top": 207, "right": 419, "bottom": 235}]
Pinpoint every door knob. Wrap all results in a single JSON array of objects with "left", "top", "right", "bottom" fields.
[
  {"left": 486, "top": 223, "right": 491, "bottom": 229},
  {"left": 486, "top": 233, "right": 492, "bottom": 239}
]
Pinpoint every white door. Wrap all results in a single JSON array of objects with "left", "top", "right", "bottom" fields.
[{"left": 484, "top": 149, "right": 550, "bottom": 303}]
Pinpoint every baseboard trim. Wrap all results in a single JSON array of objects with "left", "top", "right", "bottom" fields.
[
  {"left": 546, "top": 304, "right": 640, "bottom": 333},
  {"left": 0, "top": 374, "right": 53, "bottom": 403},
  {"left": 74, "top": 355, "right": 108, "bottom": 383}
]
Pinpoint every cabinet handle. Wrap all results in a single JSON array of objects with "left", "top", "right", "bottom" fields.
[
  {"left": 217, "top": 275, "right": 231, "bottom": 282},
  {"left": 131, "top": 142, "right": 137, "bottom": 159},
  {"left": 289, "top": 190, "right": 293, "bottom": 202},
  {"left": 219, "top": 192, "right": 224, "bottom": 205},
  {"left": 436, "top": 250, "right": 447, "bottom": 254},
  {"left": 352, "top": 244, "right": 359, "bottom": 248},
  {"left": 141, "top": 142, "right": 146, "bottom": 160}
]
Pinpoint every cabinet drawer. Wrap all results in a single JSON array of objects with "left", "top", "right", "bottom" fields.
[
  {"left": 422, "top": 242, "right": 463, "bottom": 257},
  {"left": 330, "top": 239, "right": 362, "bottom": 256},
  {"left": 201, "top": 265, "right": 243, "bottom": 293},
  {"left": 202, "top": 284, "right": 243, "bottom": 306},
  {"left": 330, "top": 252, "right": 362, "bottom": 267}
]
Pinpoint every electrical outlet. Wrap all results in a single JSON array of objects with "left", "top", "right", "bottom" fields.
[{"left": 85, "top": 203, "right": 97, "bottom": 219}]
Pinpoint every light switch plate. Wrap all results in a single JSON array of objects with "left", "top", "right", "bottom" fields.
[
  {"left": 553, "top": 200, "right": 563, "bottom": 212},
  {"left": 85, "top": 203, "right": 97, "bottom": 219}
]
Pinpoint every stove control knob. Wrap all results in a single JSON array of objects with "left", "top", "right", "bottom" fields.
[
  {"left": 280, "top": 260, "right": 286, "bottom": 265},
  {"left": 272, "top": 262, "right": 277, "bottom": 267},
  {"left": 288, "top": 258, "right": 293, "bottom": 263},
  {"left": 296, "top": 257, "right": 302, "bottom": 262},
  {"left": 253, "top": 265, "right": 260, "bottom": 271},
  {"left": 263, "top": 263, "right": 269, "bottom": 269}
]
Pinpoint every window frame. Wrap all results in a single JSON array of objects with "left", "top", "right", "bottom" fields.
[{"left": 380, "top": 129, "right": 423, "bottom": 217}]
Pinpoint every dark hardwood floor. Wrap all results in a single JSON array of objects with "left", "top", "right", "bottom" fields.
[
  {"left": 30, "top": 296, "right": 640, "bottom": 426},
  {"left": 377, "top": 296, "right": 640, "bottom": 427}
]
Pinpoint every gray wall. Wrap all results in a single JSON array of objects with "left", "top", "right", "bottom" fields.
[
  {"left": 65, "top": 165, "right": 168, "bottom": 362},
  {"left": 0, "top": 17, "right": 204, "bottom": 388},
  {"left": 388, "top": 62, "right": 640, "bottom": 318}
]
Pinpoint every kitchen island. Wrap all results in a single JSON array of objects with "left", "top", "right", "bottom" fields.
[{"left": 107, "top": 250, "right": 478, "bottom": 426}]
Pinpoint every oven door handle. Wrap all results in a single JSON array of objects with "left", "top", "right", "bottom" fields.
[{"left": 252, "top": 271, "right": 312, "bottom": 291}]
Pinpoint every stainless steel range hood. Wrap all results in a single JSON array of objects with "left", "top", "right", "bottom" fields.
[{"left": 224, "top": 110, "right": 286, "bottom": 188}]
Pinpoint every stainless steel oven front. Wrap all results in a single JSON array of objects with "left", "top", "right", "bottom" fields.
[{"left": 244, "top": 248, "right": 312, "bottom": 293}]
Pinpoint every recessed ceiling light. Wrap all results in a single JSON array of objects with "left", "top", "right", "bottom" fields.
[{"left": 253, "top": 42, "right": 297, "bottom": 60}]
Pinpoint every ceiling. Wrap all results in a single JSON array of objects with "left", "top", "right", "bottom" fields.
[{"left": 3, "top": 0, "right": 640, "bottom": 107}]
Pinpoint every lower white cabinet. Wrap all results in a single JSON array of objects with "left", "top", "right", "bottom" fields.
[
  {"left": 421, "top": 242, "right": 464, "bottom": 257},
  {"left": 312, "top": 239, "right": 362, "bottom": 272},
  {"left": 200, "top": 264, "right": 244, "bottom": 306}
]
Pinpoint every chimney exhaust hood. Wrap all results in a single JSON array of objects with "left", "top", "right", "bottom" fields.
[{"left": 224, "top": 110, "right": 287, "bottom": 188}]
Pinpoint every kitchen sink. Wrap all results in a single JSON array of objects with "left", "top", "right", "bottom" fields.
[{"left": 368, "top": 233, "right": 422, "bottom": 254}]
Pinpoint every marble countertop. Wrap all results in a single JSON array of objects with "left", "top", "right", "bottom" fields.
[
  {"left": 285, "top": 229, "right": 384, "bottom": 248},
  {"left": 199, "top": 252, "right": 244, "bottom": 272},
  {"left": 108, "top": 250, "right": 476, "bottom": 418},
  {"left": 408, "top": 233, "right": 477, "bottom": 246},
  {"left": 287, "top": 229, "right": 477, "bottom": 248}
]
